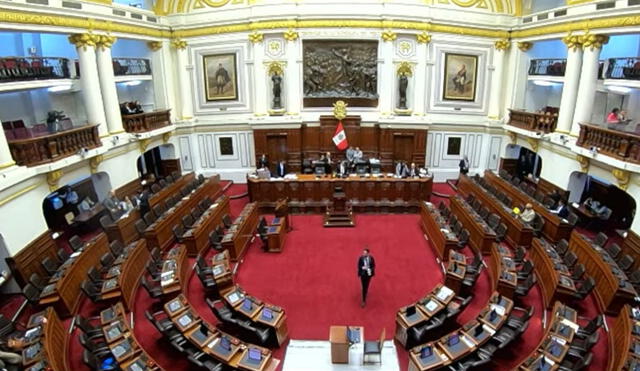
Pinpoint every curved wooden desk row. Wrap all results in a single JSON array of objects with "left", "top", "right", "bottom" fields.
[
  {"left": 408, "top": 292, "right": 514, "bottom": 371},
  {"left": 444, "top": 251, "right": 468, "bottom": 294},
  {"left": 148, "top": 172, "right": 196, "bottom": 209},
  {"left": 163, "top": 294, "right": 281, "bottom": 371},
  {"left": 449, "top": 195, "right": 496, "bottom": 255},
  {"left": 457, "top": 175, "right": 533, "bottom": 248},
  {"left": 221, "top": 202, "right": 259, "bottom": 261},
  {"left": 98, "top": 239, "right": 149, "bottom": 311},
  {"left": 208, "top": 250, "right": 234, "bottom": 293},
  {"left": 21, "top": 307, "right": 66, "bottom": 371},
  {"left": 530, "top": 238, "right": 578, "bottom": 309},
  {"left": 183, "top": 195, "right": 230, "bottom": 256},
  {"left": 395, "top": 283, "right": 458, "bottom": 348},
  {"left": 484, "top": 171, "right": 573, "bottom": 243},
  {"left": 38, "top": 233, "right": 110, "bottom": 318},
  {"left": 488, "top": 244, "right": 518, "bottom": 299},
  {"left": 420, "top": 201, "right": 458, "bottom": 261},
  {"left": 105, "top": 208, "right": 141, "bottom": 245},
  {"left": 144, "top": 177, "right": 222, "bottom": 250},
  {"left": 568, "top": 231, "right": 637, "bottom": 315},
  {"left": 608, "top": 305, "right": 640, "bottom": 371},
  {"left": 98, "top": 302, "right": 163, "bottom": 371},
  {"left": 247, "top": 174, "right": 433, "bottom": 214},
  {"left": 516, "top": 302, "right": 579, "bottom": 371},
  {"left": 158, "top": 244, "right": 190, "bottom": 296}
]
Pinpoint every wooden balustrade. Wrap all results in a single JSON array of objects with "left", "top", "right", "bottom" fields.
[
  {"left": 508, "top": 109, "right": 558, "bottom": 134},
  {"left": 8, "top": 124, "right": 101, "bottom": 166},
  {"left": 122, "top": 109, "right": 171, "bottom": 133},
  {"left": 576, "top": 123, "right": 640, "bottom": 164}
]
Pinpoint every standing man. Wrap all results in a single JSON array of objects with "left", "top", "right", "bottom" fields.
[
  {"left": 357, "top": 248, "right": 376, "bottom": 308},
  {"left": 459, "top": 155, "right": 470, "bottom": 176},
  {"left": 276, "top": 160, "right": 287, "bottom": 178}
]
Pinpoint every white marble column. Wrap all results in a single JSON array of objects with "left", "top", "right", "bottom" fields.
[
  {"left": 380, "top": 31, "right": 396, "bottom": 116},
  {"left": 488, "top": 40, "right": 510, "bottom": 119},
  {"left": 69, "top": 33, "right": 108, "bottom": 137},
  {"left": 150, "top": 41, "right": 177, "bottom": 122},
  {"left": 413, "top": 35, "right": 429, "bottom": 115},
  {"left": 557, "top": 35, "right": 584, "bottom": 134},
  {"left": 572, "top": 34, "right": 609, "bottom": 135},
  {"left": 95, "top": 36, "right": 124, "bottom": 135},
  {"left": 286, "top": 31, "right": 301, "bottom": 115},
  {"left": 172, "top": 39, "right": 193, "bottom": 120},
  {"left": 251, "top": 33, "right": 267, "bottom": 116},
  {"left": 0, "top": 123, "right": 15, "bottom": 169}
]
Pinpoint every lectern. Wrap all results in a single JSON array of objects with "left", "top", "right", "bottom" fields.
[{"left": 323, "top": 186, "right": 354, "bottom": 227}]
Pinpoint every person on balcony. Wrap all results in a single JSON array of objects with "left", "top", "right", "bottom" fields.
[{"left": 606, "top": 108, "right": 621, "bottom": 126}]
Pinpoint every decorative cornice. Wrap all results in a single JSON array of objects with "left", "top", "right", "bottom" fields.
[
  {"left": 283, "top": 28, "right": 298, "bottom": 41},
  {"left": 68, "top": 33, "right": 100, "bottom": 50},
  {"left": 163, "top": 131, "right": 173, "bottom": 143},
  {"left": 171, "top": 38, "right": 187, "bottom": 50},
  {"left": 95, "top": 34, "right": 116, "bottom": 50},
  {"left": 562, "top": 33, "right": 583, "bottom": 51},
  {"left": 333, "top": 100, "right": 348, "bottom": 120},
  {"left": 248, "top": 31, "right": 263, "bottom": 43},
  {"left": 89, "top": 154, "right": 103, "bottom": 174},
  {"left": 525, "top": 137, "right": 539, "bottom": 152},
  {"left": 47, "top": 170, "right": 63, "bottom": 191},
  {"left": 581, "top": 32, "right": 609, "bottom": 51},
  {"left": 576, "top": 155, "right": 589, "bottom": 172},
  {"left": 381, "top": 29, "right": 397, "bottom": 42},
  {"left": 516, "top": 42, "right": 532, "bottom": 52},
  {"left": 494, "top": 39, "right": 511, "bottom": 51},
  {"left": 139, "top": 138, "right": 152, "bottom": 153},
  {"left": 147, "top": 41, "right": 163, "bottom": 51},
  {"left": 507, "top": 131, "right": 517, "bottom": 144},
  {"left": 397, "top": 61, "right": 413, "bottom": 77},
  {"left": 416, "top": 31, "right": 432, "bottom": 44},
  {"left": 267, "top": 61, "right": 285, "bottom": 76},
  {"left": 612, "top": 168, "right": 630, "bottom": 190}
]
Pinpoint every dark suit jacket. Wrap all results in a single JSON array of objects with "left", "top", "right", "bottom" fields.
[
  {"left": 459, "top": 159, "right": 469, "bottom": 174},
  {"left": 357, "top": 255, "right": 376, "bottom": 277},
  {"left": 276, "top": 163, "right": 286, "bottom": 177}
]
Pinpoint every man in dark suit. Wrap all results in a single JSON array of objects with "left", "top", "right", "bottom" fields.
[
  {"left": 258, "top": 154, "right": 269, "bottom": 170},
  {"left": 357, "top": 248, "right": 376, "bottom": 308},
  {"left": 459, "top": 155, "right": 469, "bottom": 175},
  {"left": 276, "top": 160, "right": 287, "bottom": 178}
]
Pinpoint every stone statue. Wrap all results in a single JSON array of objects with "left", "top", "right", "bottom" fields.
[
  {"left": 398, "top": 74, "right": 408, "bottom": 110},
  {"left": 272, "top": 73, "right": 282, "bottom": 109}
]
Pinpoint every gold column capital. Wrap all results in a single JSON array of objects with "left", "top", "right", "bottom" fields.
[
  {"left": 249, "top": 31, "right": 264, "bottom": 44},
  {"left": 397, "top": 61, "right": 413, "bottom": 77},
  {"left": 163, "top": 131, "right": 173, "bottom": 143},
  {"left": 417, "top": 32, "right": 432, "bottom": 44},
  {"left": 581, "top": 32, "right": 609, "bottom": 51},
  {"left": 147, "top": 41, "right": 163, "bottom": 51},
  {"left": 562, "top": 33, "right": 583, "bottom": 51},
  {"left": 517, "top": 42, "right": 532, "bottom": 52},
  {"left": 576, "top": 154, "right": 589, "bottom": 172},
  {"left": 68, "top": 33, "right": 100, "bottom": 50},
  {"left": 89, "top": 154, "right": 103, "bottom": 174},
  {"left": 47, "top": 170, "right": 64, "bottom": 191},
  {"left": 95, "top": 34, "right": 117, "bottom": 50},
  {"left": 283, "top": 28, "right": 299, "bottom": 41},
  {"left": 171, "top": 38, "right": 187, "bottom": 50},
  {"left": 494, "top": 39, "right": 511, "bottom": 51},
  {"left": 612, "top": 168, "right": 630, "bottom": 190},
  {"left": 139, "top": 138, "right": 152, "bottom": 153},
  {"left": 381, "top": 29, "right": 397, "bottom": 42}
]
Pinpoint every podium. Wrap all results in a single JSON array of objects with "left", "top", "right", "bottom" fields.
[
  {"left": 329, "top": 325, "right": 363, "bottom": 364},
  {"left": 323, "top": 186, "right": 355, "bottom": 227}
]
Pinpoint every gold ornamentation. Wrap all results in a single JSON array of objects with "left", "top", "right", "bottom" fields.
[
  {"left": 517, "top": 42, "right": 532, "bottom": 52},
  {"left": 68, "top": 33, "right": 100, "bottom": 50},
  {"left": 47, "top": 170, "right": 63, "bottom": 191},
  {"left": 399, "top": 41, "right": 412, "bottom": 53},
  {"left": 171, "top": 38, "right": 187, "bottom": 50},
  {"left": 95, "top": 34, "right": 116, "bottom": 50},
  {"left": 333, "top": 100, "right": 348, "bottom": 120},
  {"left": 381, "top": 29, "right": 397, "bottom": 42},
  {"left": 581, "top": 32, "right": 609, "bottom": 51},
  {"left": 612, "top": 168, "right": 630, "bottom": 190},
  {"left": 507, "top": 131, "right": 517, "bottom": 144},
  {"left": 283, "top": 28, "right": 298, "bottom": 41},
  {"left": 248, "top": 31, "right": 263, "bottom": 43},
  {"left": 163, "top": 132, "right": 173, "bottom": 143},
  {"left": 267, "top": 61, "right": 285, "bottom": 76},
  {"left": 89, "top": 155, "right": 103, "bottom": 174},
  {"left": 526, "top": 137, "right": 539, "bottom": 152},
  {"left": 139, "top": 138, "right": 151, "bottom": 153},
  {"left": 562, "top": 33, "right": 583, "bottom": 51},
  {"left": 576, "top": 155, "right": 589, "bottom": 172},
  {"left": 397, "top": 61, "right": 413, "bottom": 77},
  {"left": 147, "top": 41, "right": 163, "bottom": 51},
  {"left": 417, "top": 31, "right": 432, "bottom": 44},
  {"left": 269, "top": 41, "right": 281, "bottom": 52},
  {"left": 494, "top": 39, "right": 511, "bottom": 51}
]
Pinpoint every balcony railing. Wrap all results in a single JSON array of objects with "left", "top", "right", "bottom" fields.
[
  {"left": 0, "top": 57, "right": 71, "bottom": 82},
  {"left": 605, "top": 58, "right": 640, "bottom": 80},
  {"left": 122, "top": 109, "right": 171, "bottom": 133},
  {"left": 576, "top": 123, "right": 640, "bottom": 164},
  {"left": 113, "top": 58, "right": 151, "bottom": 76},
  {"left": 8, "top": 125, "right": 101, "bottom": 166},
  {"left": 508, "top": 109, "right": 558, "bottom": 134},
  {"left": 529, "top": 59, "right": 566, "bottom": 76}
]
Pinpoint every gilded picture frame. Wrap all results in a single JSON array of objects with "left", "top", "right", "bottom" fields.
[
  {"left": 203, "top": 53, "right": 238, "bottom": 101},
  {"left": 443, "top": 53, "right": 478, "bottom": 101}
]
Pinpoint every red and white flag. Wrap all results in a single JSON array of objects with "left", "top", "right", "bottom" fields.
[{"left": 332, "top": 121, "right": 348, "bottom": 150}]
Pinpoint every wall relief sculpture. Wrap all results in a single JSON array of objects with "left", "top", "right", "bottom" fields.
[{"left": 303, "top": 40, "right": 378, "bottom": 107}]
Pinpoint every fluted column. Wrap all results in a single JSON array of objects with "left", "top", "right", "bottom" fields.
[
  {"left": 572, "top": 33, "right": 609, "bottom": 135},
  {"left": 149, "top": 41, "right": 177, "bottom": 122},
  {"left": 488, "top": 39, "right": 510, "bottom": 119},
  {"left": 413, "top": 32, "right": 430, "bottom": 115},
  {"left": 557, "top": 34, "right": 584, "bottom": 134},
  {"left": 250, "top": 32, "right": 267, "bottom": 116},
  {"left": 95, "top": 35, "right": 124, "bottom": 135},
  {"left": 69, "top": 33, "right": 108, "bottom": 137},
  {"left": 0, "top": 123, "right": 15, "bottom": 169},
  {"left": 380, "top": 30, "right": 397, "bottom": 116},
  {"left": 285, "top": 29, "right": 301, "bottom": 116},
  {"left": 172, "top": 39, "right": 193, "bottom": 120}
]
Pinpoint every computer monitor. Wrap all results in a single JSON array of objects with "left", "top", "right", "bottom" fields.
[
  {"left": 369, "top": 160, "right": 381, "bottom": 175},
  {"left": 248, "top": 348, "right": 261, "bottom": 361},
  {"left": 474, "top": 325, "right": 484, "bottom": 337},
  {"left": 488, "top": 309, "right": 497, "bottom": 322},
  {"left": 242, "top": 298, "right": 252, "bottom": 311},
  {"left": 406, "top": 306, "right": 416, "bottom": 317},
  {"left": 355, "top": 160, "right": 368, "bottom": 175},
  {"left": 313, "top": 161, "right": 326, "bottom": 175},
  {"left": 262, "top": 308, "right": 273, "bottom": 320},
  {"left": 448, "top": 334, "right": 460, "bottom": 346},
  {"left": 220, "top": 336, "right": 231, "bottom": 351},
  {"left": 420, "top": 346, "right": 432, "bottom": 359}
]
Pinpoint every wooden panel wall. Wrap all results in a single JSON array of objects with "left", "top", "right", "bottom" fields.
[
  {"left": 114, "top": 178, "right": 143, "bottom": 200},
  {"left": 253, "top": 115, "right": 427, "bottom": 172},
  {"left": 6, "top": 231, "right": 58, "bottom": 287}
]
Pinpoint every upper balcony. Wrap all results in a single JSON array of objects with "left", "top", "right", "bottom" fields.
[
  {"left": 604, "top": 58, "right": 640, "bottom": 88},
  {"left": 120, "top": 106, "right": 171, "bottom": 134},
  {"left": 0, "top": 57, "right": 73, "bottom": 92},
  {"left": 576, "top": 123, "right": 640, "bottom": 164},
  {"left": 507, "top": 108, "right": 559, "bottom": 134},
  {"left": 529, "top": 59, "right": 566, "bottom": 77}
]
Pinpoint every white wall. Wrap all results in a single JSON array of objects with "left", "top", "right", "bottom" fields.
[{"left": 525, "top": 82, "right": 563, "bottom": 111}]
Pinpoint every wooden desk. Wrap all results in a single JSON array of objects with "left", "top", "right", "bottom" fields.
[
  {"left": 450, "top": 195, "right": 496, "bottom": 254},
  {"left": 457, "top": 174, "right": 533, "bottom": 247},
  {"left": 265, "top": 225, "right": 286, "bottom": 253},
  {"left": 568, "top": 231, "right": 637, "bottom": 315},
  {"left": 408, "top": 344, "right": 449, "bottom": 371},
  {"left": 445, "top": 261, "right": 466, "bottom": 293},
  {"left": 148, "top": 172, "right": 195, "bottom": 209},
  {"left": 22, "top": 308, "right": 66, "bottom": 371},
  {"left": 39, "top": 233, "right": 109, "bottom": 318},
  {"left": 222, "top": 202, "right": 259, "bottom": 261},
  {"left": 118, "top": 239, "right": 149, "bottom": 310},
  {"left": 329, "top": 325, "right": 362, "bottom": 364},
  {"left": 609, "top": 305, "right": 633, "bottom": 371},
  {"left": 144, "top": 177, "right": 221, "bottom": 250},
  {"left": 183, "top": 195, "right": 230, "bottom": 256},
  {"left": 105, "top": 208, "right": 141, "bottom": 245},
  {"left": 255, "top": 305, "right": 289, "bottom": 347},
  {"left": 159, "top": 245, "right": 189, "bottom": 296},
  {"left": 530, "top": 238, "right": 577, "bottom": 309},
  {"left": 420, "top": 202, "right": 458, "bottom": 261},
  {"left": 210, "top": 262, "right": 234, "bottom": 293},
  {"left": 248, "top": 174, "right": 433, "bottom": 214},
  {"left": 484, "top": 171, "right": 572, "bottom": 242}
]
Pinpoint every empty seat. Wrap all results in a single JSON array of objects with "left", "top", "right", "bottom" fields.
[
  {"left": 555, "top": 239, "right": 569, "bottom": 256},
  {"left": 135, "top": 219, "right": 147, "bottom": 237},
  {"left": 618, "top": 254, "right": 635, "bottom": 273},
  {"left": 99, "top": 215, "right": 113, "bottom": 230},
  {"left": 495, "top": 223, "right": 507, "bottom": 243},
  {"left": 593, "top": 232, "right": 608, "bottom": 248},
  {"left": 41, "top": 256, "right": 61, "bottom": 276},
  {"left": 605, "top": 243, "right": 622, "bottom": 260},
  {"left": 143, "top": 212, "right": 156, "bottom": 226},
  {"left": 173, "top": 224, "right": 185, "bottom": 243},
  {"left": 68, "top": 235, "right": 85, "bottom": 251}
]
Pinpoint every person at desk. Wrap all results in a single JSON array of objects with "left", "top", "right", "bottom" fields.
[
  {"left": 346, "top": 146, "right": 355, "bottom": 164},
  {"left": 550, "top": 199, "right": 569, "bottom": 219},
  {"left": 338, "top": 160, "right": 349, "bottom": 176},
  {"left": 353, "top": 147, "right": 363, "bottom": 162},
  {"left": 607, "top": 107, "right": 622, "bottom": 126},
  {"left": 548, "top": 189, "right": 561, "bottom": 208},
  {"left": 395, "top": 161, "right": 408, "bottom": 177},
  {"left": 103, "top": 190, "right": 123, "bottom": 218},
  {"left": 408, "top": 162, "right": 419, "bottom": 177},
  {"left": 519, "top": 203, "right": 536, "bottom": 224},
  {"left": 324, "top": 152, "right": 334, "bottom": 174},
  {"left": 0, "top": 336, "right": 25, "bottom": 370},
  {"left": 275, "top": 160, "right": 287, "bottom": 178},
  {"left": 459, "top": 155, "right": 470, "bottom": 176},
  {"left": 258, "top": 154, "right": 269, "bottom": 170},
  {"left": 357, "top": 248, "right": 376, "bottom": 308}
]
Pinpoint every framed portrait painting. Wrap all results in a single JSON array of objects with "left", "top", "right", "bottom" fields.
[
  {"left": 203, "top": 53, "right": 238, "bottom": 101},
  {"left": 443, "top": 53, "right": 478, "bottom": 101}
]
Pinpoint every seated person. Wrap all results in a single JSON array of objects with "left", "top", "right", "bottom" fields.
[
  {"left": 408, "top": 162, "right": 419, "bottom": 177},
  {"left": 548, "top": 189, "right": 561, "bottom": 208},
  {"left": 519, "top": 203, "right": 536, "bottom": 224},
  {"left": 275, "top": 160, "right": 287, "bottom": 178},
  {"left": 0, "top": 336, "right": 26, "bottom": 371},
  {"left": 395, "top": 161, "right": 408, "bottom": 177},
  {"left": 119, "top": 196, "right": 134, "bottom": 213},
  {"left": 353, "top": 147, "right": 363, "bottom": 162},
  {"left": 550, "top": 199, "right": 569, "bottom": 219},
  {"left": 338, "top": 160, "right": 349, "bottom": 176},
  {"left": 606, "top": 107, "right": 621, "bottom": 126},
  {"left": 103, "top": 190, "right": 122, "bottom": 215}
]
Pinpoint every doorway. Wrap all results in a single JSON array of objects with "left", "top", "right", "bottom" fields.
[
  {"left": 266, "top": 135, "right": 287, "bottom": 168},
  {"left": 393, "top": 135, "right": 414, "bottom": 163}
]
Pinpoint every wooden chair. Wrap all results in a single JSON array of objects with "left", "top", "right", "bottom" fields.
[{"left": 363, "top": 328, "right": 385, "bottom": 365}]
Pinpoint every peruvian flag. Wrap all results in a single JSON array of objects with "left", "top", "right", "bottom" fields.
[{"left": 332, "top": 121, "right": 348, "bottom": 150}]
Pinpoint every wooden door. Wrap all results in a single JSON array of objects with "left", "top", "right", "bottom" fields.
[
  {"left": 266, "top": 135, "right": 287, "bottom": 168},
  {"left": 393, "top": 135, "right": 413, "bottom": 163}
]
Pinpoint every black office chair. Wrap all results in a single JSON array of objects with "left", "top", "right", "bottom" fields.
[
  {"left": 451, "top": 220, "right": 462, "bottom": 235},
  {"left": 22, "top": 283, "right": 41, "bottom": 305},
  {"left": 140, "top": 276, "right": 164, "bottom": 299},
  {"left": 68, "top": 235, "right": 85, "bottom": 252},
  {"left": 29, "top": 272, "right": 46, "bottom": 291},
  {"left": 171, "top": 171, "right": 180, "bottom": 181},
  {"left": 57, "top": 248, "right": 70, "bottom": 263},
  {"left": 571, "top": 277, "right": 595, "bottom": 301},
  {"left": 195, "top": 265, "right": 217, "bottom": 292},
  {"left": 41, "top": 256, "right": 61, "bottom": 276},
  {"left": 180, "top": 187, "right": 190, "bottom": 198},
  {"left": 143, "top": 212, "right": 156, "bottom": 226},
  {"left": 456, "top": 229, "right": 470, "bottom": 250},
  {"left": 479, "top": 207, "right": 490, "bottom": 220},
  {"left": 135, "top": 219, "right": 148, "bottom": 237},
  {"left": 196, "top": 255, "right": 212, "bottom": 275},
  {"left": 618, "top": 254, "right": 635, "bottom": 273},
  {"left": 150, "top": 183, "right": 161, "bottom": 194},
  {"left": 222, "top": 214, "right": 233, "bottom": 229},
  {"left": 558, "top": 351, "right": 593, "bottom": 371},
  {"left": 363, "top": 328, "right": 385, "bottom": 365},
  {"left": 487, "top": 213, "right": 500, "bottom": 230},
  {"left": 505, "top": 305, "right": 534, "bottom": 329},
  {"left": 109, "top": 240, "right": 124, "bottom": 257},
  {"left": 188, "top": 351, "right": 224, "bottom": 371},
  {"left": 495, "top": 223, "right": 507, "bottom": 243},
  {"left": 182, "top": 214, "right": 195, "bottom": 229},
  {"left": 99, "top": 215, "right": 113, "bottom": 231},
  {"left": 87, "top": 266, "right": 105, "bottom": 286},
  {"left": 465, "top": 253, "right": 483, "bottom": 276},
  {"left": 517, "top": 260, "right": 534, "bottom": 280},
  {"left": 173, "top": 224, "right": 185, "bottom": 243},
  {"left": 593, "top": 232, "right": 609, "bottom": 248},
  {"left": 197, "top": 173, "right": 206, "bottom": 184},
  {"left": 99, "top": 252, "right": 115, "bottom": 271},
  {"left": 513, "top": 246, "right": 526, "bottom": 265},
  {"left": 575, "top": 314, "right": 603, "bottom": 340},
  {"left": 531, "top": 215, "right": 545, "bottom": 237},
  {"left": 146, "top": 260, "right": 162, "bottom": 281},
  {"left": 555, "top": 239, "right": 569, "bottom": 257},
  {"left": 75, "top": 315, "right": 105, "bottom": 341},
  {"left": 571, "top": 263, "right": 586, "bottom": 281},
  {"left": 152, "top": 204, "right": 165, "bottom": 219},
  {"left": 605, "top": 243, "right": 622, "bottom": 260},
  {"left": 209, "top": 231, "right": 223, "bottom": 251},
  {"left": 158, "top": 179, "right": 167, "bottom": 188},
  {"left": 563, "top": 251, "right": 578, "bottom": 269},
  {"left": 145, "top": 310, "right": 183, "bottom": 342},
  {"left": 80, "top": 280, "right": 105, "bottom": 304},
  {"left": 78, "top": 332, "right": 111, "bottom": 357},
  {"left": 514, "top": 274, "right": 536, "bottom": 297}
]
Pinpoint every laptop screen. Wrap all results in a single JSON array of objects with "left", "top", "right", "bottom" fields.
[
  {"left": 242, "top": 299, "right": 252, "bottom": 311},
  {"left": 248, "top": 348, "right": 261, "bottom": 361},
  {"left": 220, "top": 336, "right": 231, "bottom": 351},
  {"left": 420, "top": 346, "right": 432, "bottom": 359},
  {"left": 448, "top": 334, "right": 460, "bottom": 346},
  {"left": 406, "top": 306, "right": 416, "bottom": 317},
  {"left": 262, "top": 308, "right": 273, "bottom": 320}
]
